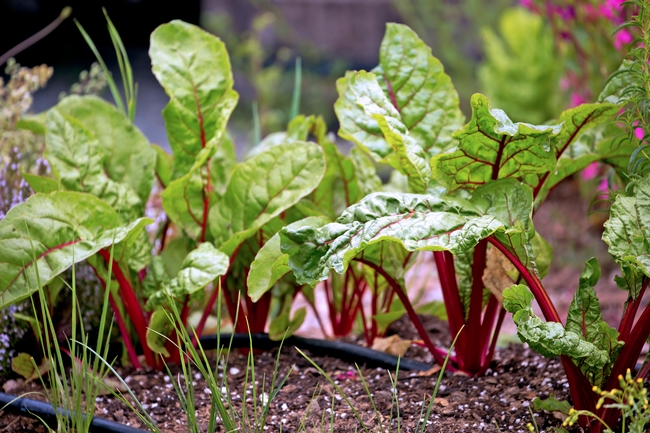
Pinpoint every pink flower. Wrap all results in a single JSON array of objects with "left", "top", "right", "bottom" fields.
[
  {"left": 596, "top": 177, "right": 609, "bottom": 198},
  {"left": 614, "top": 28, "right": 633, "bottom": 50},
  {"left": 520, "top": 0, "right": 535, "bottom": 10},
  {"left": 635, "top": 127, "right": 644, "bottom": 141},
  {"left": 582, "top": 162, "right": 600, "bottom": 180},
  {"left": 570, "top": 92, "right": 586, "bottom": 107}
]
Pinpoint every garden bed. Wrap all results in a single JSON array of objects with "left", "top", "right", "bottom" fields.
[{"left": 0, "top": 316, "right": 572, "bottom": 433}]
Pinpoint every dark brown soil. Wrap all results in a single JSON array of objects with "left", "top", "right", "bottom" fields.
[{"left": 0, "top": 315, "right": 573, "bottom": 433}]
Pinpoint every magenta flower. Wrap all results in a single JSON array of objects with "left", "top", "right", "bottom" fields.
[
  {"left": 614, "top": 28, "right": 633, "bottom": 50},
  {"left": 570, "top": 92, "right": 586, "bottom": 107},
  {"left": 582, "top": 162, "right": 600, "bottom": 180}
]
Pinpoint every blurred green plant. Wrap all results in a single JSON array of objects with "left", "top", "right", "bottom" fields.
[
  {"left": 479, "top": 7, "right": 564, "bottom": 123},
  {"left": 201, "top": 11, "right": 344, "bottom": 145},
  {"left": 391, "top": 0, "right": 514, "bottom": 113}
]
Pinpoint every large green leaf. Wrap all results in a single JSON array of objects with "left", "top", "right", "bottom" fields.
[
  {"left": 503, "top": 284, "right": 611, "bottom": 386},
  {"left": 209, "top": 141, "right": 326, "bottom": 256},
  {"left": 145, "top": 242, "right": 229, "bottom": 310},
  {"left": 152, "top": 144, "right": 174, "bottom": 188},
  {"left": 150, "top": 20, "right": 239, "bottom": 178},
  {"left": 603, "top": 175, "right": 650, "bottom": 276},
  {"left": 247, "top": 115, "right": 316, "bottom": 159},
  {"left": 53, "top": 95, "right": 156, "bottom": 203},
  {"left": 162, "top": 146, "right": 218, "bottom": 241},
  {"left": 281, "top": 178, "right": 531, "bottom": 286},
  {"left": 45, "top": 109, "right": 143, "bottom": 221},
  {"left": 335, "top": 71, "right": 431, "bottom": 192},
  {"left": 598, "top": 60, "right": 640, "bottom": 105},
  {"left": 0, "top": 192, "right": 152, "bottom": 308},
  {"left": 248, "top": 216, "right": 329, "bottom": 302},
  {"left": 531, "top": 103, "right": 621, "bottom": 200},
  {"left": 371, "top": 23, "right": 464, "bottom": 156},
  {"left": 432, "top": 93, "right": 561, "bottom": 192}
]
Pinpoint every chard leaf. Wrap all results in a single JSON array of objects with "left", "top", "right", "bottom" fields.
[
  {"left": 372, "top": 23, "right": 464, "bottom": 156},
  {"left": 268, "top": 307, "right": 307, "bottom": 341},
  {"left": 209, "top": 134, "right": 237, "bottom": 197},
  {"left": 161, "top": 145, "right": 217, "bottom": 241},
  {"left": 532, "top": 103, "right": 622, "bottom": 201},
  {"left": 598, "top": 60, "right": 639, "bottom": 105},
  {"left": 432, "top": 93, "right": 561, "bottom": 192},
  {"left": 503, "top": 284, "right": 612, "bottom": 386},
  {"left": 248, "top": 216, "right": 329, "bottom": 302},
  {"left": 603, "top": 175, "right": 650, "bottom": 276},
  {"left": 350, "top": 147, "right": 383, "bottom": 194},
  {"left": 281, "top": 178, "right": 531, "bottom": 286},
  {"left": 248, "top": 115, "right": 317, "bottom": 159},
  {"left": 145, "top": 242, "right": 229, "bottom": 310},
  {"left": 45, "top": 109, "right": 143, "bottom": 221},
  {"left": 565, "top": 259, "right": 623, "bottom": 383},
  {"left": 335, "top": 71, "right": 431, "bottom": 192},
  {"left": 209, "top": 141, "right": 326, "bottom": 256},
  {"left": 146, "top": 309, "right": 173, "bottom": 357},
  {"left": 53, "top": 95, "right": 156, "bottom": 203},
  {"left": 0, "top": 191, "right": 152, "bottom": 308},
  {"left": 152, "top": 144, "right": 173, "bottom": 188},
  {"left": 150, "top": 20, "right": 238, "bottom": 178},
  {"left": 21, "top": 171, "right": 59, "bottom": 194}
]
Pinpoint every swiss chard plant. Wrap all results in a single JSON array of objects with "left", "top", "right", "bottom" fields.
[{"left": 280, "top": 21, "right": 635, "bottom": 386}]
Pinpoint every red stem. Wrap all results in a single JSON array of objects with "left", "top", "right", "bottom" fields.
[
  {"left": 618, "top": 278, "right": 649, "bottom": 341},
  {"left": 464, "top": 240, "right": 488, "bottom": 373},
  {"left": 91, "top": 267, "right": 142, "bottom": 369},
  {"left": 98, "top": 250, "right": 156, "bottom": 368},
  {"left": 354, "top": 258, "right": 450, "bottom": 369},
  {"left": 486, "top": 237, "right": 561, "bottom": 323},
  {"left": 478, "top": 306, "right": 506, "bottom": 375},
  {"left": 478, "top": 295, "right": 500, "bottom": 367}
]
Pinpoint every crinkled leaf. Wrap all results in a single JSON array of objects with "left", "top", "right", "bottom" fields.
[
  {"left": 350, "top": 147, "right": 382, "bottom": 194},
  {"left": 372, "top": 23, "right": 464, "bottom": 156},
  {"left": 150, "top": 20, "right": 238, "bottom": 178},
  {"left": 281, "top": 179, "right": 531, "bottom": 287},
  {"left": 531, "top": 103, "right": 622, "bottom": 201},
  {"left": 374, "top": 114, "right": 431, "bottom": 193},
  {"left": 565, "top": 258, "right": 623, "bottom": 385},
  {"left": 161, "top": 146, "right": 217, "bottom": 241},
  {"left": 54, "top": 95, "right": 156, "bottom": 203},
  {"left": 603, "top": 175, "right": 650, "bottom": 276},
  {"left": 0, "top": 191, "right": 152, "bottom": 309},
  {"left": 335, "top": 71, "right": 431, "bottom": 192},
  {"left": 268, "top": 307, "right": 307, "bottom": 341},
  {"left": 433, "top": 93, "right": 561, "bottom": 192},
  {"left": 281, "top": 179, "right": 531, "bottom": 286},
  {"left": 160, "top": 238, "right": 190, "bottom": 279},
  {"left": 248, "top": 216, "right": 329, "bottom": 302},
  {"left": 45, "top": 109, "right": 143, "bottom": 221},
  {"left": 209, "top": 141, "right": 326, "bottom": 256},
  {"left": 615, "top": 264, "right": 646, "bottom": 300},
  {"left": 145, "top": 243, "right": 229, "bottom": 310},
  {"left": 503, "top": 284, "right": 611, "bottom": 386}
]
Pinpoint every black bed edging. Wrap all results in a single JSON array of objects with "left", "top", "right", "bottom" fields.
[
  {"left": 0, "top": 333, "right": 432, "bottom": 432},
  {"left": 0, "top": 392, "right": 149, "bottom": 433},
  {"left": 197, "top": 333, "right": 433, "bottom": 372}
]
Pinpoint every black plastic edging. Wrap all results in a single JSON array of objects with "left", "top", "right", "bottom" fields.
[
  {"left": 198, "top": 333, "right": 433, "bottom": 372},
  {"left": 0, "top": 392, "right": 149, "bottom": 433}
]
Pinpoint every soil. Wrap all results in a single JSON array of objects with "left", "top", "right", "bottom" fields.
[{"left": 0, "top": 315, "right": 574, "bottom": 433}]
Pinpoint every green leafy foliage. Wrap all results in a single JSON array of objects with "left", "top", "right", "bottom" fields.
[
  {"left": 209, "top": 141, "right": 326, "bottom": 256},
  {"left": 0, "top": 192, "right": 151, "bottom": 308},
  {"left": 503, "top": 260, "right": 623, "bottom": 388},
  {"left": 479, "top": 7, "right": 563, "bottom": 123},
  {"left": 150, "top": 20, "right": 238, "bottom": 179},
  {"left": 603, "top": 175, "right": 650, "bottom": 276},
  {"left": 281, "top": 178, "right": 531, "bottom": 286},
  {"left": 432, "top": 93, "right": 561, "bottom": 192}
]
